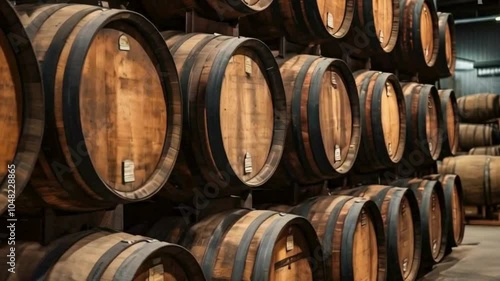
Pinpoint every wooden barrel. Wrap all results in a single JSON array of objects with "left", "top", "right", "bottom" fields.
[
  {"left": 459, "top": 124, "right": 500, "bottom": 151},
  {"left": 357, "top": 0, "right": 399, "bottom": 53},
  {"left": 0, "top": 230, "right": 205, "bottom": 281},
  {"left": 239, "top": 0, "right": 355, "bottom": 44},
  {"left": 268, "top": 196, "right": 387, "bottom": 281},
  {"left": 0, "top": 1, "right": 44, "bottom": 215},
  {"left": 436, "top": 13, "right": 456, "bottom": 77},
  {"left": 391, "top": 178, "right": 447, "bottom": 267},
  {"left": 457, "top": 93, "right": 500, "bottom": 123},
  {"left": 396, "top": 0, "right": 439, "bottom": 73},
  {"left": 401, "top": 82, "right": 443, "bottom": 163},
  {"left": 439, "top": 155, "right": 500, "bottom": 206},
  {"left": 334, "top": 185, "right": 422, "bottom": 281},
  {"left": 163, "top": 32, "right": 286, "bottom": 192},
  {"left": 15, "top": 4, "right": 182, "bottom": 211},
  {"left": 352, "top": 70, "right": 406, "bottom": 173},
  {"left": 438, "top": 89, "right": 459, "bottom": 157},
  {"left": 134, "top": 0, "right": 273, "bottom": 28},
  {"left": 266, "top": 55, "right": 360, "bottom": 186},
  {"left": 144, "top": 210, "right": 326, "bottom": 281},
  {"left": 469, "top": 145, "right": 500, "bottom": 156},
  {"left": 423, "top": 174, "right": 465, "bottom": 250}
]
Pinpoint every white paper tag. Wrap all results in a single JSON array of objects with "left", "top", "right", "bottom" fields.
[
  {"left": 118, "top": 35, "right": 130, "bottom": 51},
  {"left": 123, "top": 160, "right": 135, "bottom": 183},
  {"left": 388, "top": 143, "right": 393, "bottom": 156},
  {"left": 244, "top": 152, "right": 253, "bottom": 175},
  {"left": 286, "top": 235, "right": 294, "bottom": 251},
  {"left": 327, "top": 12, "right": 334, "bottom": 29},
  {"left": 245, "top": 56, "right": 252, "bottom": 75},
  {"left": 148, "top": 263, "right": 164, "bottom": 281},
  {"left": 334, "top": 145, "right": 341, "bottom": 162},
  {"left": 379, "top": 30, "right": 384, "bottom": 43}
]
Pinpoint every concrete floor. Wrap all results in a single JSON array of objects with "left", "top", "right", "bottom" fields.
[{"left": 421, "top": 226, "right": 500, "bottom": 281}]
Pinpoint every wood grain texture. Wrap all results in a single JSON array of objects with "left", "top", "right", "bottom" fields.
[
  {"left": 239, "top": 0, "right": 354, "bottom": 44},
  {"left": 353, "top": 70, "right": 406, "bottom": 173},
  {"left": 396, "top": 0, "right": 439, "bottom": 73},
  {"left": 457, "top": 93, "right": 500, "bottom": 124},
  {"left": 469, "top": 145, "right": 500, "bottom": 156},
  {"left": 438, "top": 89, "right": 459, "bottom": 157},
  {"left": 265, "top": 55, "right": 360, "bottom": 187},
  {"left": 14, "top": 4, "right": 181, "bottom": 211},
  {"left": 80, "top": 28, "right": 167, "bottom": 193},
  {"left": 162, "top": 32, "right": 286, "bottom": 194},
  {"left": 220, "top": 50, "right": 274, "bottom": 182},
  {"left": 392, "top": 178, "right": 447, "bottom": 269},
  {"left": 459, "top": 124, "right": 499, "bottom": 151},
  {"left": 270, "top": 195, "right": 386, "bottom": 281},
  {"left": 440, "top": 155, "right": 500, "bottom": 206},
  {"left": 0, "top": 29, "right": 22, "bottom": 180},
  {"left": 0, "top": 231, "right": 206, "bottom": 281},
  {"left": 401, "top": 82, "right": 443, "bottom": 164},
  {"left": 143, "top": 210, "right": 326, "bottom": 281},
  {"left": 371, "top": 0, "right": 398, "bottom": 52},
  {"left": 0, "top": 1, "right": 44, "bottom": 215},
  {"left": 423, "top": 174, "right": 465, "bottom": 250},
  {"left": 334, "top": 185, "right": 422, "bottom": 281},
  {"left": 135, "top": 0, "right": 273, "bottom": 28}
]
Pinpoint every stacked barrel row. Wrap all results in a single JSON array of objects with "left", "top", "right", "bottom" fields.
[
  {"left": 0, "top": 1, "right": 460, "bottom": 212},
  {"left": 438, "top": 93, "right": 500, "bottom": 216},
  {"left": 0, "top": 1, "right": 465, "bottom": 281},
  {"left": 124, "top": 0, "right": 456, "bottom": 80},
  {"left": 454, "top": 93, "right": 500, "bottom": 154}
]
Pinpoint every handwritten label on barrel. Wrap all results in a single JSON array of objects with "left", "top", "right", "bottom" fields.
[
  {"left": 334, "top": 145, "right": 341, "bottom": 162},
  {"left": 327, "top": 12, "right": 334, "bottom": 29},
  {"left": 286, "top": 235, "right": 294, "bottom": 252},
  {"left": 118, "top": 35, "right": 130, "bottom": 51},
  {"left": 244, "top": 152, "right": 253, "bottom": 175},
  {"left": 245, "top": 56, "right": 252, "bottom": 75},
  {"left": 123, "top": 160, "right": 135, "bottom": 183},
  {"left": 148, "top": 262, "right": 164, "bottom": 281}
]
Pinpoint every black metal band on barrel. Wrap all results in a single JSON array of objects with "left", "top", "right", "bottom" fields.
[
  {"left": 252, "top": 216, "right": 326, "bottom": 281},
  {"left": 87, "top": 237, "right": 153, "bottom": 280},
  {"left": 175, "top": 34, "right": 221, "bottom": 182},
  {"left": 301, "top": 0, "right": 329, "bottom": 39},
  {"left": 62, "top": 9, "right": 180, "bottom": 201},
  {"left": 308, "top": 58, "right": 338, "bottom": 175},
  {"left": 24, "top": 4, "right": 70, "bottom": 39},
  {"left": 322, "top": 196, "right": 351, "bottom": 279},
  {"left": 357, "top": 71, "right": 379, "bottom": 168},
  {"left": 205, "top": 37, "right": 286, "bottom": 185},
  {"left": 484, "top": 157, "right": 492, "bottom": 206},
  {"left": 341, "top": 199, "right": 366, "bottom": 280},
  {"left": 290, "top": 197, "right": 317, "bottom": 218},
  {"left": 230, "top": 211, "right": 277, "bottom": 281},
  {"left": 42, "top": 6, "right": 108, "bottom": 207},
  {"left": 112, "top": 241, "right": 166, "bottom": 281},
  {"left": 290, "top": 56, "right": 318, "bottom": 177},
  {"left": 32, "top": 230, "right": 99, "bottom": 281},
  {"left": 200, "top": 209, "right": 249, "bottom": 280},
  {"left": 274, "top": 252, "right": 308, "bottom": 270}
]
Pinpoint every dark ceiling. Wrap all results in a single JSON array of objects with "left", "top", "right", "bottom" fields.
[{"left": 438, "top": 0, "right": 500, "bottom": 19}]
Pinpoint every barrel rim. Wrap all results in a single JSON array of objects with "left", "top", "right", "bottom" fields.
[
  {"left": 385, "top": 186, "right": 423, "bottom": 281},
  {"left": 437, "top": 12, "right": 456, "bottom": 77},
  {"left": 252, "top": 214, "right": 327, "bottom": 281},
  {"left": 307, "top": 57, "right": 361, "bottom": 176},
  {"left": 415, "top": 179, "right": 448, "bottom": 264},
  {"left": 60, "top": 9, "right": 182, "bottom": 201},
  {"left": 340, "top": 198, "right": 388, "bottom": 281},
  {"left": 361, "top": 0, "right": 400, "bottom": 53},
  {"left": 0, "top": 0, "right": 45, "bottom": 215},
  {"left": 205, "top": 36, "right": 287, "bottom": 187},
  {"left": 438, "top": 89, "right": 459, "bottom": 157}
]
